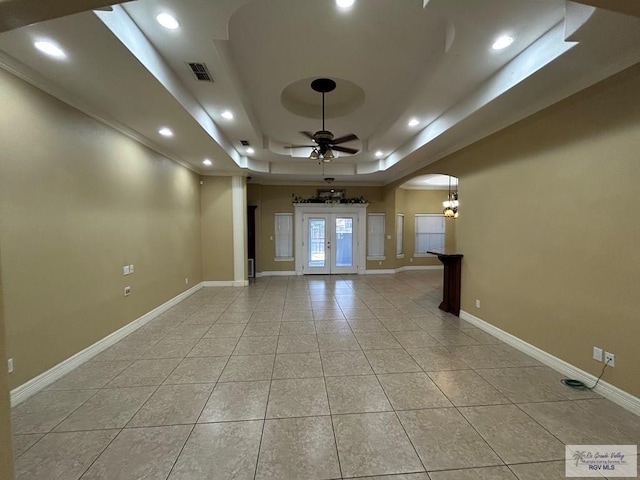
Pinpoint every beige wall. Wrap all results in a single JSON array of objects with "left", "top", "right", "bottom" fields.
[
  {"left": 200, "top": 176, "right": 235, "bottom": 281},
  {"left": 247, "top": 184, "right": 452, "bottom": 273},
  {"left": 0, "top": 69, "right": 203, "bottom": 389},
  {"left": 402, "top": 64, "right": 640, "bottom": 396},
  {"left": 0, "top": 256, "right": 14, "bottom": 479}
]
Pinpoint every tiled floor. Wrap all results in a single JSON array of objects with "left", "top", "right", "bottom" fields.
[{"left": 11, "top": 271, "right": 640, "bottom": 479}]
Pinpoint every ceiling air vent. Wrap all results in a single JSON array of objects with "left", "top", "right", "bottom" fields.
[
  {"left": 187, "top": 62, "right": 213, "bottom": 82},
  {"left": 240, "top": 140, "right": 250, "bottom": 146}
]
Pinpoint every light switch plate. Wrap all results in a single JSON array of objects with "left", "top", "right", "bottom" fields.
[{"left": 123, "top": 265, "right": 130, "bottom": 275}]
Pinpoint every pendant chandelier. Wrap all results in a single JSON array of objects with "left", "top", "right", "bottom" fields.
[{"left": 443, "top": 176, "right": 459, "bottom": 219}]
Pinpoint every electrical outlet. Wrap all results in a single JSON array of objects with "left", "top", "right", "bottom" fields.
[
  {"left": 378, "top": 261, "right": 382, "bottom": 266},
  {"left": 7, "top": 358, "right": 13, "bottom": 374},
  {"left": 185, "top": 277, "right": 189, "bottom": 284},
  {"left": 124, "top": 286, "right": 131, "bottom": 296},
  {"left": 592, "top": 346, "right": 603, "bottom": 362},
  {"left": 410, "top": 257, "right": 413, "bottom": 263},
  {"left": 604, "top": 351, "right": 615, "bottom": 367},
  {"left": 475, "top": 299, "right": 481, "bottom": 308}
]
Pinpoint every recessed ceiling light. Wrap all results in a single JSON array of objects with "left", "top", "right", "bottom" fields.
[
  {"left": 158, "top": 127, "right": 173, "bottom": 137},
  {"left": 246, "top": 148, "right": 255, "bottom": 154},
  {"left": 34, "top": 40, "right": 66, "bottom": 58},
  {"left": 375, "top": 151, "right": 384, "bottom": 157},
  {"left": 336, "top": 0, "right": 355, "bottom": 8},
  {"left": 408, "top": 118, "right": 420, "bottom": 127},
  {"left": 202, "top": 159, "right": 212, "bottom": 166},
  {"left": 221, "top": 110, "right": 234, "bottom": 120},
  {"left": 492, "top": 35, "right": 514, "bottom": 50},
  {"left": 156, "top": 12, "right": 180, "bottom": 30}
]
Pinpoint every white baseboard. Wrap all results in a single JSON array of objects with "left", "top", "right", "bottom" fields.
[
  {"left": 202, "top": 280, "right": 247, "bottom": 287},
  {"left": 256, "top": 271, "right": 297, "bottom": 277},
  {"left": 396, "top": 265, "right": 443, "bottom": 272},
  {"left": 10, "top": 283, "right": 204, "bottom": 407},
  {"left": 459, "top": 310, "right": 640, "bottom": 416},
  {"left": 364, "top": 269, "right": 396, "bottom": 275}
]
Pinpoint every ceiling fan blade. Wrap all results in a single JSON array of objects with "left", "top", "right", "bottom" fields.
[
  {"left": 300, "top": 131, "right": 315, "bottom": 140},
  {"left": 331, "top": 133, "right": 358, "bottom": 145},
  {"left": 285, "top": 145, "right": 315, "bottom": 149},
  {"left": 332, "top": 145, "right": 359, "bottom": 155}
]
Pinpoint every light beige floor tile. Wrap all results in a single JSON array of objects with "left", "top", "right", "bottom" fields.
[
  {"left": 349, "top": 474, "right": 430, "bottom": 480},
  {"left": 12, "top": 433, "right": 44, "bottom": 459},
  {"left": 314, "top": 321, "right": 352, "bottom": 334},
  {"left": 199, "top": 380, "right": 270, "bottom": 422},
  {"left": 166, "top": 323, "right": 211, "bottom": 338},
  {"left": 574, "top": 398, "right": 640, "bottom": 443},
  {"left": 364, "top": 349, "right": 422, "bottom": 374},
  {"left": 256, "top": 416, "right": 341, "bottom": 480},
  {"left": 459, "top": 329, "right": 503, "bottom": 345},
  {"left": 218, "top": 354, "right": 274, "bottom": 382},
  {"left": 354, "top": 332, "right": 403, "bottom": 350},
  {"left": 163, "top": 356, "right": 228, "bottom": 384},
  {"left": 510, "top": 460, "right": 609, "bottom": 479},
  {"left": 81, "top": 425, "right": 191, "bottom": 480},
  {"left": 391, "top": 331, "right": 441, "bottom": 349},
  {"left": 325, "top": 375, "right": 392, "bottom": 414},
  {"left": 107, "top": 358, "right": 181, "bottom": 388},
  {"left": 317, "top": 333, "right": 361, "bottom": 352},
  {"left": 347, "top": 319, "right": 389, "bottom": 333},
  {"left": 398, "top": 408, "right": 503, "bottom": 471},
  {"left": 188, "top": 337, "right": 239, "bottom": 357},
  {"left": 11, "top": 390, "right": 97, "bottom": 434},
  {"left": 341, "top": 308, "right": 376, "bottom": 319},
  {"left": 202, "top": 323, "right": 245, "bottom": 338},
  {"left": 378, "top": 372, "right": 452, "bottom": 410},
  {"left": 267, "top": 378, "right": 330, "bottom": 418},
  {"left": 233, "top": 335, "right": 278, "bottom": 355},
  {"left": 55, "top": 386, "right": 155, "bottom": 431},
  {"left": 333, "top": 412, "right": 424, "bottom": 477},
  {"left": 272, "top": 352, "right": 323, "bottom": 379},
  {"left": 46, "top": 360, "right": 132, "bottom": 390},
  {"left": 250, "top": 311, "right": 283, "bottom": 323},
  {"left": 429, "top": 466, "right": 517, "bottom": 480},
  {"left": 427, "top": 370, "right": 510, "bottom": 406},
  {"left": 313, "top": 310, "right": 346, "bottom": 321},
  {"left": 168, "top": 421, "right": 263, "bottom": 480},
  {"left": 459, "top": 404, "right": 565, "bottom": 463},
  {"left": 427, "top": 330, "right": 480, "bottom": 347},
  {"left": 14, "top": 430, "right": 117, "bottom": 480},
  {"left": 91, "top": 340, "right": 157, "bottom": 362},
  {"left": 281, "top": 310, "right": 314, "bottom": 321},
  {"left": 321, "top": 350, "right": 374, "bottom": 377},
  {"left": 279, "top": 321, "right": 316, "bottom": 335},
  {"left": 407, "top": 347, "right": 469, "bottom": 371},
  {"left": 487, "top": 344, "right": 543, "bottom": 367},
  {"left": 277, "top": 334, "right": 319, "bottom": 353},
  {"left": 520, "top": 401, "right": 638, "bottom": 445},
  {"left": 447, "top": 345, "right": 515, "bottom": 368},
  {"left": 475, "top": 367, "right": 569, "bottom": 403},
  {"left": 378, "top": 318, "right": 424, "bottom": 332},
  {"left": 140, "top": 338, "right": 199, "bottom": 359},
  {"left": 128, "top": 383, "right": 213, "bottom": 427},
  {"left": 241, "top": 322, "right": 281, "bottom": 336}
]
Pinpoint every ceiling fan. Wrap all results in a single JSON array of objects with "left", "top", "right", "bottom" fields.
[{"left": 288, "top": 78, "right": 359, "bottom": 162}]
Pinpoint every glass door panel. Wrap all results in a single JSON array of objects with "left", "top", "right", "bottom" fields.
[
  {"left": 308, "top": 218, "right": 326, "bottom": 268},
  {"left": 334, "top": 217, "right": 353, "bottom": 267}
]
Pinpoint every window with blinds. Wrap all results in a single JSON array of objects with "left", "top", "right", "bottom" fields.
[
  {"left": 396, "top": 214, "right": 404, "bottom": 257},
  {"left": 367, "top": 213, "right": 385, "bottom": 259},
  {"left": 274, "top": 213, "right": 293, "bottom": 260},
  {"left": 414, "top": 213, "right": 445, "bottom": 254}
]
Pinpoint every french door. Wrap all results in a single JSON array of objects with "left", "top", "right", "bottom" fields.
[{"left": 303, "top": 214, "right": 358, "bottom": 274}]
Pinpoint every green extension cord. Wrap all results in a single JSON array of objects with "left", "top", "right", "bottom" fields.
[{"left": 561, "top": 359, "right": 611, "bottom": 390}]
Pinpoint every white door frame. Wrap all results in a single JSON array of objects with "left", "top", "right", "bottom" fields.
[{"left": 294, "top": 203, "right": 368, "bottom": 275}]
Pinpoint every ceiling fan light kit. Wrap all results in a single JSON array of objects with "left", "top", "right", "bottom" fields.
[{"left": 287, "top": 78, "right": 360, "bottom": 165}]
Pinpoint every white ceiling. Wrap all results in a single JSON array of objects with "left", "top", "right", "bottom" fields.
[{"left": 0, "top": 0, "right": 639, "bottom": 187}]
